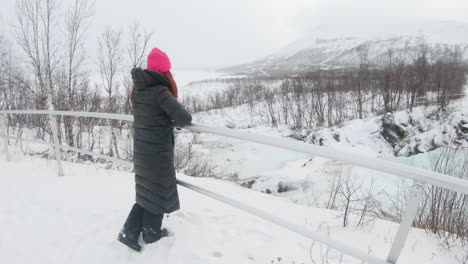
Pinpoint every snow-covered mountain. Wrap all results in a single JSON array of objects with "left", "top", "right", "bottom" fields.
[{"left": 223, "top": 20, "right": 468, "bottom": 76}]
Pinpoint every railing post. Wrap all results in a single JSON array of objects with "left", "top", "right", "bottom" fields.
[
  {"left": 49, "top": 114, "right": 64, "bottom": 176},
  {"left": 386, "top": 180, "right": 424, "bottom": 263},
  {"left": 0, "top": 114, "right": 11, "bottom": 162}
]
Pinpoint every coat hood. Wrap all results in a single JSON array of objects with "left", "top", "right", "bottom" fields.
[{"left": 131, "top": 67, "right": 170, "bottom": 91}]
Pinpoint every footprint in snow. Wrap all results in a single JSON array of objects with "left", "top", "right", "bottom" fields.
[{"left": 212, "top": 251, "right": 223, "bottom": 258}]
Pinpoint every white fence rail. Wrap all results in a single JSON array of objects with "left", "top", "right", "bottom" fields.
[
  {"left": 1, "top": 109, "right": 467, "bottom": 264},
  {"left": 415, "top": 93, "right": 468, "bottom": 105}
]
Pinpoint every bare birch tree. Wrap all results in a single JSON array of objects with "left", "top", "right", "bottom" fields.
[
  {"left": 127, "top": 22, "right": 153, "bottom": 68},
  {"left": 14, "top": 0, "right": 61, "bottom": 140},
  {"left": 123, "top": 22, "right": 153, "bottom": 114},
  {"left": 62, "top": 0, "right": 94, "bottom": 147},
  {"left": 98, "top": 27, "right": 122, "bottom": 158}
]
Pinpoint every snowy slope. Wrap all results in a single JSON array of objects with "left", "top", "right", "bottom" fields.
[
  {"left": 223, "top": 20, "right": 468, "bottom": 76},
  {"left": 1, "top": 147, "right": 466, "bottom": 263}
]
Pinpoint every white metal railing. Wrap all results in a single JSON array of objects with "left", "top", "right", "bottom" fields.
[
  {"left": 1, "top": 110, "right": 467, "bottom": 264},
  {"left": 415, "top": 93, "right": 465, "bottom": 100},
  {"left": 415, "top": 93, "right": 467, "bottom": 105}
]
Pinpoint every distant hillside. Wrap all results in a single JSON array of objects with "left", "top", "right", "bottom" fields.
[{"left": 223, "top": 21, "right": 468, "bottom": 76}]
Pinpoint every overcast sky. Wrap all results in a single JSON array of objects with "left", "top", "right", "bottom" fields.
[{"left": 1, "top": 0, "right": 468, "bottom": 69}]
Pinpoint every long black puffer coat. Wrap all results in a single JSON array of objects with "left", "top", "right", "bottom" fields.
[{"left": 131, "top": 67, "right": 192, "bottom": 215}]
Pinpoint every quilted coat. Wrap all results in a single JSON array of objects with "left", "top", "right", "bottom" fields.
[{"left": 131, "top": 67, "right": 192, "bottom": 214}]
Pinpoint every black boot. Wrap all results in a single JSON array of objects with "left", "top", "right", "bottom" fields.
[
  {"left": 142, "top": 210, "right": 167, "bottom": 244},
  {"left": 118, "top": 203, "right": 144, "bottom": 252}
]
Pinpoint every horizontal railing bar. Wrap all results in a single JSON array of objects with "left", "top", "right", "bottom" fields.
[
  {"left": 415, "top": 93, "right": 465, "bottom": 99},
  {"left": 188, "top": 124, "right": 468, "bottom": 195},
  {"left": 0, "top": 133, "right": 388, "bottom": 264},
  {"left": 0, "top": 135, "right": 134, "bottom": 168},
  {"left": 0, "top": 110, "right": 133, "bottom": 121},
  {"left": 1, "top": 109, "right": 467, "bottom": 195}
]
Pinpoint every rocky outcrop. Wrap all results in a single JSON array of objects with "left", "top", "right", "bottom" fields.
[{"left": 380, "top": 113, "right": 406, "bottom": 147}]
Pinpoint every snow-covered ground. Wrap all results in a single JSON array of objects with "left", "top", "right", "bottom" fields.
[
  {"left": 0, "top": 71, "right": 466, "bottom": 263},
  {"left": 1, "top": 147, "right": 467, "bottom": 264}
]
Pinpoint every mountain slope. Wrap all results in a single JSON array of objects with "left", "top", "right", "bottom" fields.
[{"left": 223, "top": 20, "right": 468, "bottom": 76}]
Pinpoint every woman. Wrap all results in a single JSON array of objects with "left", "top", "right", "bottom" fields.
[{"left": 118, "top": 47, "right": 192, "bottom": 251}]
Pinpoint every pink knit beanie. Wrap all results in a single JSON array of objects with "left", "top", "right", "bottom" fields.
[{"left": 147, "top": 47, "right": 172, "bottom": 72}]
